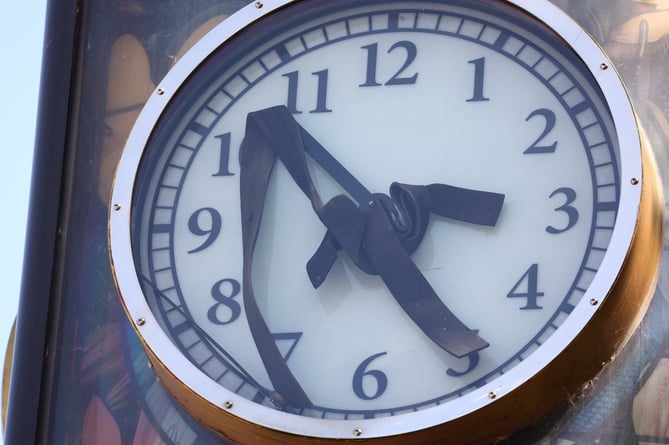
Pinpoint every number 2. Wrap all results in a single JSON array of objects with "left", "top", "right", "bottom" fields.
[{"left": 523, "top": 108, "right": 557, "bottom": 154}]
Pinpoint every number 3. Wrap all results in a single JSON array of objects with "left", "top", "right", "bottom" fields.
[{"left": 546, "top": 187, "right": 579, "bottom": 234}]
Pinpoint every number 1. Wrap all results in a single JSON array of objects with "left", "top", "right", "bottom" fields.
[
  {"left": 213, "top": 132, "right": 234, "bottom": 177},
  {"left": 467, "top": 57, "right": 490, "bottom": 102}
]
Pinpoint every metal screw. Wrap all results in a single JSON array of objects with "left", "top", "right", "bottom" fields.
[
  {"left": 631, "top": 177, "right": 639, "bottom": 185},
  {"left": 137, "top": 317, "right": 146, "bottom": 326},
  {"left": 224, "top": 401, "right": 234, "bottom": 409},
  {"left": 600, "top": 62, "right": 609, "bottom": 70},
  {"left": 590, "top": 298, "right": 599, "bottom": 306},
  {"left": 255, "top": 1, "right": 263, "bottom": 8},
  {"left": 157, "top": 88, "right": 165, "bottom": 96},
  {"left": 113, "top": 203, "right": 121, "bottom": 211},
  {"left": 353, "top": 428, "right": 363, "bottom": 437},
  {"left": 488, "top": 391, "right": 497, "bottom": 399}
]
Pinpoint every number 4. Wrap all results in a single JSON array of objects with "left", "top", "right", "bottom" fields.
[{"left": 507, "top": 264, "right": 544, "bottom": 310}]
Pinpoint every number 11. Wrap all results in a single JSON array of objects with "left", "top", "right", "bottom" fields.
[{"left": 283, "top": 69, "right": 332, "bottom": 114}]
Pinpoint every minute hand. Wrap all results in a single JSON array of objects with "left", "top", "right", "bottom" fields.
[
  {"left": 245, "top": 106, "right": 503, "bottom": 360},
  {"left": 317, "top": 194, "right": 491, "bottom": 358},
  {"left": 299, "top": 127, "right": 373, "bottom": 208}
]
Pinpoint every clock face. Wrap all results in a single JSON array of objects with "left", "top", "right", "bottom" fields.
[{"left": 109, "top": 0, "right": 651, "bottom": 441}]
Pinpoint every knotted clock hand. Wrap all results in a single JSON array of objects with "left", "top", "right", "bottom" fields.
[{"left": 239, "top": 105, "right": 504, "bottom": 409}]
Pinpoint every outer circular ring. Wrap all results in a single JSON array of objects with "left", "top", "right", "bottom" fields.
[{"left": 109, "top": 0, "right": 663, "bottom": 443}]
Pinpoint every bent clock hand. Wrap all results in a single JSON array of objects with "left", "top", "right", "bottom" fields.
[
  {"left": 239, "top": 106, "right": 503, "bottom": 404},
  {"left": 317, "top": 194, "right": 490, "bottom": 357},
  {"left": 308, "top": 182, "right": 505, "bottom": 287},
  {"left": 290, "top": 110, "right": 505, "bottom": 286},
  {"left": 298, "top": 118, "right": 502, "bottom": 232},
  {"left": 363, "top": 199, "right": 490, "bottom": 358},
  {"left": 299, "top": 127, "right": 374, "bottom": 208},
  {"left": 239, "top": 108, "right": 313, "bottom": 409}
]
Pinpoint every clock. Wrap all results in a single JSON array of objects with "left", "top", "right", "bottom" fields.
[{"left": 108, "top": 0, "right": 663, "bottom": 443}]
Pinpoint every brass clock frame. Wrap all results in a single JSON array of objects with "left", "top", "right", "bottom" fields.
[{"left": 109, "top": 0, "right": 664, "bottom": 443}]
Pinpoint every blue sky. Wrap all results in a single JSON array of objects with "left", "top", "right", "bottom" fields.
[{"left": 0, "top": 0, "right": 47, "bottom": 422}]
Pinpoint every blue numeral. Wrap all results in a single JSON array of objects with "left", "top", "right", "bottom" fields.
[
  {"left": 467, "top": 57, "right": 489, "bottom": 102},
  {"left": 352, "top": 352, "right": 388, "bottom": 400},
  {"left": 284, "top": 69, "right": 332, "bottom": 114},
  {"left": 546, "top": 187, "right": 579, "bottom": 234},
  {"left": 507, "top": 264, "right": 544, "bottom": 310},
  {"left": 360, "top": 41, "right": 419, "bottom": 87},
  {"left": 207, "top": 278, "right": 242, "bottom": 325},
  {"left": 523, "top": 109, "right": 557, "bottom": 154}
]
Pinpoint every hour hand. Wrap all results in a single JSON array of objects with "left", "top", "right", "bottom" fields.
[{"left": 308, "top": 182, "right": 505, "bottom": 288}]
